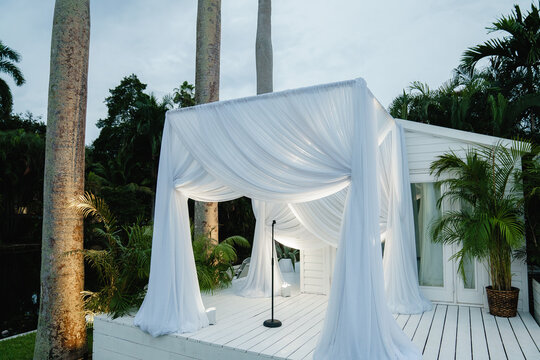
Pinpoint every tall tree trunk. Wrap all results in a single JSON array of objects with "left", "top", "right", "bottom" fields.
[
  {"left": 194, "top": 0, "right": 221, "bottom": 244},
  {"left": 34, "top": 1, "right": 90, "bottom": 359},
  {"left": 256, "top": 0, "right": 272, "bottom": 95}
]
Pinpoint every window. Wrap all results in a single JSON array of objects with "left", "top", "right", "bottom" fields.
[{"left": 411, "top": 183, "right": 444, "bottom": 287}]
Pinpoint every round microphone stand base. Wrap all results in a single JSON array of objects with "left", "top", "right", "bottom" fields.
[{"left": 263, "top": 319, "right": 282, "bottom": 328}]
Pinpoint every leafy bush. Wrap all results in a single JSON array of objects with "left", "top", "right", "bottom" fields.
[
  {"left": 73, "top": 192, "right": 250, "bottom": 316},
  {"left": 72, "top": 192, "right": 152, "bottom": 318},
  {"left": 193, "top": 234, "right": 250, "bottom": 293},
  {"left": 276, "top": 243, "right": 299, "bottom": 271}
]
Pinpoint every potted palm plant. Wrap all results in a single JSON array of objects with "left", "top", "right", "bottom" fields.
[{"left": 429, "top": 141, "right": 530, "bottom": 317}]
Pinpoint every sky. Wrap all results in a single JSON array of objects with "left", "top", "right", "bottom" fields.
[{"left": 0, "top": 0, "right": 534, "bottom": 144}]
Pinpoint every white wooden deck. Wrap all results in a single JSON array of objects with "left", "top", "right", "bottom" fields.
[{"left": 93, "top": 290, "right": 540, "bottom": 359}]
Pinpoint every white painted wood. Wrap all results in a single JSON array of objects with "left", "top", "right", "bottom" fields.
[
  {"left": 223, "top": 295, "right": 325, "bottom": 349},
  {"left": 395, "top": 314, "right": 409, "bottom": 329},
  {"left": 482, "top": 310, "right": 507, "bottom": 360},
  {"left": 510, "top": 258, "right": 529, "bottom": 312},
  {"left": 519, "top": 311, "right": 540, "bottom": 350},
  {"left": 438, "top": 305, "right": 458, "bottom": 360},
  {"left": 495, "top": 317, "right": 525, "bottom": 359},
  {"left": 402, "top": 120, "right": 529, "bottom": 312},
  {"left": 423, "top": 305, "right": 447, "bottom": 359},
  {"left": 398, "top": 119, "right": 514, "bottom": 149},
  {"left": 455, "top": 306, "right": 472, "bottom": 360},
  {"left": 403, "top": 313, "right": 422, "bottom": 340},
  {"left": 199, "top": 295, "right": 299, "bottom": 343},
  {"left": 93, "top": 345, "right": 139, "bottom": 360},
  {"left": 469, "top": 307, "right": 490, "bottom": 360},
  {"left": 93, "top": 287, "right": 540, "bottom": 360},
  {"left": 273, "top": 319, "right": 324, "bottom": 359},
  {"left": 509, "top": 314, "right": 540, "bottom": 359},
  {"left": 248, "top": 299, "right": 327, "bottom": 353},
  {"left": 260, "top": 307, "right": 326, "bottom": 358},
  {"left": 411, "top": 305, "right": 436, "bottom": 352},
  {"left": 299, "top": 247, "right": 332, "bottom": 295}
]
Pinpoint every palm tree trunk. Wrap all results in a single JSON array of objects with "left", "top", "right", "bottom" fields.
[
  {"left": 194, "top": 0, "right": 221, "bottom": 244},
  {"left": 34, "top": 0, "right": 90, "bottom": 358},
  {"left": 256, "top": 0, "right": 272, "bottom": 95}
]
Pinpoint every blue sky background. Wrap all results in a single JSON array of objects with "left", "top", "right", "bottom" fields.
[{"left": 0, "top": 0, "right": 533, "bottom": 144}]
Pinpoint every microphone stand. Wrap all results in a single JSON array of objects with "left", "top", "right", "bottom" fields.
[{"left": 263, "top": 220, "right": 281, "bottom": 328}]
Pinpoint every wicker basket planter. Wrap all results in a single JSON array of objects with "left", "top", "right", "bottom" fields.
[{"left": 486, "top": 286, "right": 519, "bottom": 317}]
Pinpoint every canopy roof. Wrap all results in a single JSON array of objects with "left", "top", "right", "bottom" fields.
[{"left": 134, "top": 78, "right": 427, "bottom": 359}]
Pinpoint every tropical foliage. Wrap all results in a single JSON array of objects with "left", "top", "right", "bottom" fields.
[
  {"left": 73, "top": 192, "right": 250, "bottom": 316},
  {"left": 72, "top": 192, "right": 152, "bottom": 318},
  {"left": 0, "top": 41, "right": 25, "bottom": 116},
  {"left": 193, "top": 232, "right": 250, "bottom": 293},
  {"left": 429, "top": 142, "right": 531, "bottom": 291},
  {"left": 390, "top": 2, "right": 540, "bottom": 273},
  {"left": 86, "top": 74, "right": 171, "bottom": 225},
  {"left": 276, "top": 243, "right": 299, "bottom": 271},
  {"left": 389, "top": 2, "right": 540, "bottom": 141},
  {"left": 86, "top": 74, "right": 257, "bottom": 254},
  {"left": 0, "top": 113, "right": 45, "bottom": 244}
]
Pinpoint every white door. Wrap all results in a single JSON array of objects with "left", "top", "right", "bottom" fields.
[
  {"left": 453, "top": 246, "right": 486, "bottom": 305},
  {"left": 411, "top": 182, "right": 454, "bottom": 303},
  {"left": 411, "top": 181, "right": 486, "bottom": 306}
]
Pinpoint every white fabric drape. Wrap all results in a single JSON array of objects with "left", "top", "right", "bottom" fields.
[
  {"left": 280, "top": 123, "right": 431, "bottom": 314},
  {"left": 381, "top": 125, "right": 432, "bottom": 314},
  {"left": 236, "top": 200, "right": 285, "bottom": 297},
  {"left": 313, "top": 87, "right": 417, "bottom": 359},
  {"left": 134, "top": 78, "right": 420, "bottom": 359}
]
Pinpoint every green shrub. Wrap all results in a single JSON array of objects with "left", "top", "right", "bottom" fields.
[
  {"left": 72, "top": 192, "right": 151, "bottom": 318},
  {"left": 193, "top": 234, "right": 250, "bottom": 293}
]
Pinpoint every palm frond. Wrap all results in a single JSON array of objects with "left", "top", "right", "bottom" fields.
[{"left": 71, "top": 191, "right": 117, "bottom": 228}]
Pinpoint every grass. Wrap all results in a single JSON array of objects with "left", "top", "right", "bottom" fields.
[{"left": 0, "top": 328, "right": 93, "bottom": 360}]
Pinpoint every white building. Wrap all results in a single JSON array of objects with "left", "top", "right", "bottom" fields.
[{"left": 300, "top": 119, "right": 529, "bottom": 312}]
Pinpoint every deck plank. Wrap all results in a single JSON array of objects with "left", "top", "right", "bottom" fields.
[
  {"left": 495, "top": 317, "right": 524, "bottom": 360},
  {"left": 482, "top": 310, "right": 507, "bottom": 360},
  {"left": 455, "top": 306, "right": 472, "bottom": 360},
  {"left": 411, "top": 305, "right": 436, "bottom": 352},
  {"left": 438, "top": 305, "right": 457, "bottom": 360},
  {"left": 220, "top": 295, "right": 326, "bottom": 348},
  {"left": 403, "top": 313, "right": 422, "bottom": 340},
  {"left": 273, "top": 318, "right": 324, "bottom": 359},
  {"left": 396, "top": 314, "right": 410, "bottom": 330},
  {"left": 509, "top": 314, "right": 540, "bottom": 359},
  {"left": 423, "top": 305, "right": 447, "bottom": 359},
  {"left": 519, "top": 312, "right": 540, "bottom": 351},
  {"left": 243, "top": 297, "right": 327, "bottom": 352},
  {"left": 470, "top": 307, "right": 490, "bottom": 360},
  {"left": 190, "top": 294, "right": 296, "bottom": 341},
  {"left": 93, "top": 287, "right": 540, "bottom": 360}
]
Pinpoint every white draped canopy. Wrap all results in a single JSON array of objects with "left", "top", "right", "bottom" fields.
[{"left": 134, "top": 78, "right": 428, "bottom": 359}]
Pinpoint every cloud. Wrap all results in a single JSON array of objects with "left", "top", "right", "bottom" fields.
[{"left": 0, "top": 0, "right": 533, "bottom": 144}]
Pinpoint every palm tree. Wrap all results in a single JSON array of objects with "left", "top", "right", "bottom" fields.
[
  {"left": 0, "top": 41, "right": 25, "bottom": 115},
  {"left": 34, "top": 0, "right": 90, "bottom": 358},
  {"left": 461, "top": 2, "right": 540, "bottom": 132},
  {"left": 194, "top": 0, "right": 221, "bottom": 244},
  {"left": 462, "top": 3, "right": 540, "bottom": 76},
  {"left": 256, "top": 0, "right": 272, "bottom": 95},
  {"left": 429, "top": 142, "right": 530, "bottom": 294}
]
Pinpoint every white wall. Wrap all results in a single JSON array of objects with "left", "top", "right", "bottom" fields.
[
  {"left": 299, "top": 246, "right": 334, "bottom": 295},
  {"left": 403, "top": 121, "right": 528, "bottom": 312}
]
